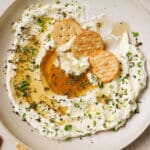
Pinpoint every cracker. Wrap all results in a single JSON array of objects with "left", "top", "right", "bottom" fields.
[
  {"left": 16, "top": 143, "right": 28, "bottom": 150},
  {"left": 71, "top": 30, "right": 104, "bottom": 57},
  {"left": 51, "top": 18, "right": 82, "bottom": 45},
  {"left": 89, "top": 50, "right": 120, "bottom": 83}
]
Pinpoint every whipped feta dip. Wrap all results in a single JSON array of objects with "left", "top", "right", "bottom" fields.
[{"left": 6, "top": 1, "right": 147, "bottom": 140}]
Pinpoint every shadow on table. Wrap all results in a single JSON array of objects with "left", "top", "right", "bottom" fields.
[{"left": 124, "top": 126, "right": 150, "bottom": 150}]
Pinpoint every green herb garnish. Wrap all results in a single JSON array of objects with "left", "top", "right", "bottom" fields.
[
  {"left": 93, "top": 120, "right": 96, "bottom": 126},
  {"left": 37, "top": 18, "right": 44, "bottom": 27},
  {"left": 67, "top": 113, "right": 70, "bottom": 117},
  {"left": 32, "top": 15, "right": 36, "bottom": 19},
  {"left": 126, "top": 51, "right": 132, "bottom": 61},
  {"left": 121, "top": 76, "right": 126, "bottom": 84},
  {"left": 96, "top": 112, "right": 100, "bottom": 115},
  {"left": 105, "top": 98, "right": 112, "bottom": 104},
  {"left": 74, "top": 103, "right": 80, "bottom": 108},
  {"left": 29, "top": 101, "right": 37, "bottom": 110},
  {"left": 21, "top": 113, "right": 26, "bottom": 120},
  {"left": 65, "top": 137, "right": 71, "bottom": 141},
  {"left": 109, "top": 84, "right": 113, "bottom": 89},
  {"left": 112, "top": 128, "right": 117, "bottom": 132},
  {"left": 56, "top": 0, "right": 60, "bottom": 4},
  {"left": 88, "top": 113, "right": 92, "bottom": 119},
  {"left": 17, "top": 80, "right": 29, "bottom": 92},
  {"left": 137, "top": 70, "right": 141, "bottom": 75},
  {"left": 64, "top": 124, "right": 72, "bottom": 131},
  {"left": 137, "top": 62, "right": 142, "bottom": 68},
  {"left": 103, "top": 122, "right": 107, "bottom": 128},
  {"left": 46, "top": 34, "right": 51, "bottom": 41},
  {"left": 132, "top": 32, "right": 139, "bottom": 38},
  {"left": 98, "top": 82, "right": 104, "bottom": 89},
  {"left": 78, "top": 6, "right": 81, "bottom": 9}
]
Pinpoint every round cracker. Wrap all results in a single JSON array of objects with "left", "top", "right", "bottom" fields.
[
  {"left": 71, "top": 30, "right": 104, "bottom": 57},
  {"left": 89, "top": 50, "right": 120, "bottom": 83},
  {"left": 51, "top": 18, "right": 82, "bottom": 45}
]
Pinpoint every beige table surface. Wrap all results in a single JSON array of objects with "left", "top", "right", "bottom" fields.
[{"left": 0, "top": 0, "right": 149, "bottom": 150}]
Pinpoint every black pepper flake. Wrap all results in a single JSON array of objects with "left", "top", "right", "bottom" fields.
[
  {"left": 126, "top": 73, "right": 130, "bottom": 78},
  {"left": 36, "top": 118, "right": 41, "bottom": 122},
  {"left": 62, "top": 12, "right": 67, "bottom": 18},
  {"left": 116, "top": 103, "right": 119, "bottom": 109},
  {"left": 133, "top": 75, "right": 136, "bottom": 78},
  {"left": 119, "top": 95, "right": 122, "bottom": 98},
  {"left": 77, "top": 116, "right": 81, "bottom": 120},
  {"left": 12, "top": 111, "right": 19, "bottom": 115},
  {"left": 79, "top": 136, "right": 82, "bottom": 140},
  {"left": 115, "top": 93, "right": 119, "bottom": 96},
  {"left": 8, "top": 60, "right": 13, "bottom": 63},
  {"left": 91, "top": 140, "right": 94, "bottom": 144},
  {"left": 44, "top": 87, "right": 50, "bottom": 91},
  {"left": 60, "top": 118, "right": 63, "bottom": 121},
  {"left": 135, "top": 42, "right": 142, "bottom": 47},
  {"left": 65, "top": 3, "right": 69, "bottom": 7},
  {"left": 20, "top": 26, "right": 26, "bottom": 31},
  {"left": 8, "top": 49, "right": 15, "bottom": 53}
]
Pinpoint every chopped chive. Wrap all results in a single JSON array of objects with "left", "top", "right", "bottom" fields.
[
  {"left": 78, "top": 6, "right": 81, "bottom": 9},
  {"left": 137, "top": 62, "right": 142, "bottom": 68},
  {"left": 37, "top": 18, "right": 44, "bottom": 27},
  {"left": 140, "top": 82, "right": 143, "bottom": 87},
  {"left": 67, "top": 113, "right": 70, "bottom": 117},
  {"left": 105, "top": 98, "right": 112, "bottom": 104},
  {"left": 98, "top": 82, "right": 104, "bottom": 89},
  {"left": 112, "top": 128, "right": 117, "bottom": 131},
  {"left": 34, "top": 64, "right": 39, "bottom": 69},
  {"left": 65, "top": 137, "right": 71, "bottom": 141},
  {"left": 56, "top": 0, "right": 60, "bottom": 4},
  {"left": 103, "top": 122, "right": 107, "bottom": 128},
  {"left": 21, "top": 113, "right": 26, "bottom": 120},
  {"left": 17, "top": 80, "right": 29, "bottom": 92},
  {"left": 74, "top": 103, "right": 80, "bottom": 108},
  {"left": 109, "top": 84, "right": 113, "bottom": 89},
  {"left": 93, "top": 120, "right": 96, "bottom": 126},
  {"left": 121, "top": 77, "right": 126, "bottom": 84},
  {"left": 88, "top": 113, "right": 92, "bottom": 119},
  {"left": 32, "top": 15, "right": 36, "bottom": 19},
  {"left": 137, "top": 70, "right": 141, "bottom": 75},
  {"left": 29, "top": 101, "right": 37, "bottom": 110},
  {"left": 46, "top": 34, "right": 51, "bottom": 40},
  {"left": 96, "top": 112, "right": 100, "bottom": 115},
  {"left": 126, "top": 51, "right": 132, "bottom": 61},
  {"left": 64, "top": 124, "right": 72, "bottom": 131},
  {"left": 132, "top": 32, "right": 139, "bottom": 38}
]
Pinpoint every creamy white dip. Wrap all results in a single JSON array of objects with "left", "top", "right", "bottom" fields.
[{"left": 6, "top": 1, "right": 147, "bottom": 140}]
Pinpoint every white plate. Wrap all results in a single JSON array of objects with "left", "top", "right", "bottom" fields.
[{"left": 0, "top": 0, "right": 150, "bottom": 149}]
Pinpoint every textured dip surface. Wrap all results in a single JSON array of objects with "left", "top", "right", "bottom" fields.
[{"left": 6, "top": 2, "right": 147, "bottom": 140}]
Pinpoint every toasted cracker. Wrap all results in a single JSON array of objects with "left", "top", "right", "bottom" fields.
[
  {"left": 51, "top": 18, "right": 82, "bottom": 45},
  {"left": 16, "top": 143, "right": 28, "bottom": 150},
  {"left": 89, "top": 50, "right": 120, "bottom": 83},
  {"left": 71, "top": 30, "right": 104, "bottom": 57}
]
